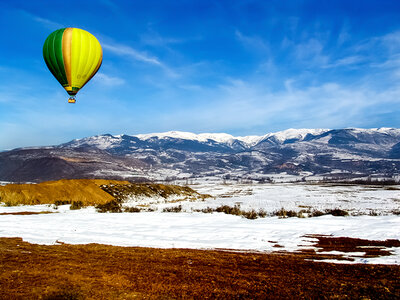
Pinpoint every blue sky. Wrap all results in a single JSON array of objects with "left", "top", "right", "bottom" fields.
[{"left": 1, "top": 0, "right": 400, "bottom": 150}]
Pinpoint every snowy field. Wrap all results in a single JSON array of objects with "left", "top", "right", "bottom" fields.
[
  {"left": 184, "top": 181, "right": 400, "bottom": 216},
  {"left": 1, "top": 182, "right": 399, "bottom": 265}
]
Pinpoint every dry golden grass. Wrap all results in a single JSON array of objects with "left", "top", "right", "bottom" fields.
[
  {"left": 0, "top": 180, "right": 210, "bottom": 211},
  {"left": 0, "top": 179, "right": 129, "bottom": 206},
  {"left": 0, "top": 237, "right": 399, "bottom": 299}
]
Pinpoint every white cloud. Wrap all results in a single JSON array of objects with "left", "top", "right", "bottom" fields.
[
  {"left": 102, "top": 42, "right": 163, "bottom": 66},
  {"left": 235, "top": 30, "right": 269, "bottom": 52},
  {"left": 158, "top": 76, "right": 400, "bottom": 134},
  {"left": 381, "top": 31, "right": 400, "bottom": 53},
  {"left": 322, "top": 55, "right": 365, "bottom": 69},
  {"left": 94, "top": 72, "right": 125, "bottom": 86},
  {"left": 20, "top": 11, "right": 64, "bottom": 29},
  {"left": 140, "top": 31, "right": 185, "bottom": 47},
  {"left": 102, "top": 42, "right": 178, "bottom": 78},
  {"left": 337, "top": 23, "right": 351, "bottom": 45},
  {"left": 33, "top": 16, "right": 64, "bottom": 29},
  {"left": 294, "top": 38, "right": 329, "bottom": 66}
]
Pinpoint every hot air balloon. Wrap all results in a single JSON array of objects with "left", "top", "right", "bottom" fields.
[{"left": 43, "top": 28, "right": 102, "bottom": 103}]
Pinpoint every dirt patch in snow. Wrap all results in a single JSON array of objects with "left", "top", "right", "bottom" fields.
[
  {"left": 293, "top": 235, "right": 400, "bottom": 262},
  {"left": 0, "top": 211, "right": 54, "bottom": 216}
]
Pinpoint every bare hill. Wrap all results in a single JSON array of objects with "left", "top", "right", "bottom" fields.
[{"left": 0, "top": 179, "right": 203, "bottom": 208}]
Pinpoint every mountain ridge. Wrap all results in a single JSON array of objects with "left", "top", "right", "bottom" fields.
[
  {"left": 2, "top": 128, "right": 400, "bottom": 183},
  {"left": 61, "top": 128, "right": 332, "bottom": 149}
]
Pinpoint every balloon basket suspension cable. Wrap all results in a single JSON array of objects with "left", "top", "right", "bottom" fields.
[{"left": 68, "top": 96, "right": 76, "bottom": 104}]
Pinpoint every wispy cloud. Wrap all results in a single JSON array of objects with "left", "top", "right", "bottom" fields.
[
  {"left": 20, "top": 10, "right": 64, "bottom": 29},
  {"left": 235, "top": 30, "right": 269, "bottom": 52},
  {"left": 337, "top": 23, "right": 351, "bottom": 46},
  {"left": 157, "top": 73, "right": 400, "bottom": 134},
  {"left": 371, "top": 54, "right": 400, "bottom": 69},
  {"left": 322, "top": 55, "right": 365, "bottom": 69},
  {"left": 331, "top": 30, "right": 400, "bottom": 75},
  {"left": 103, "top": 42, "right": 163, "bottom": 66},
  {"left": 280, "top": 29, "right": 400, "bottom": 72},
  {"left": 352, "top": 30, "right": 400, "bottom": 58},
  {"left": 94, "top": 72, "right": 125, "bottom": 86},
  {"left": 141, "top": 27, "right": 400, "bottom": 133},
  {"left": 381, "top": 31, "right": 400, "bottom": 53},
  {"left": 294, "top": 38, "right": 329, "bottom": 66},
  {"left": 102, "top": 42, "right": 178, "bottom": 77},
  {"left": 33, "top": 16, "right": 64, "bottom": 29},
  {"left": 140, "top": 33, "right": 185, "bottom": 47}
]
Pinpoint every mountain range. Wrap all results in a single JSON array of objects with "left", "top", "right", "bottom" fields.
[{"left": 1, "top": 128, "right": 400, "bottom": 183}]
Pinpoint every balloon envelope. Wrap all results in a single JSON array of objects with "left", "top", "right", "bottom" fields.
[{"left": 43, "top": 28, "right": 102, "bottom": 102}]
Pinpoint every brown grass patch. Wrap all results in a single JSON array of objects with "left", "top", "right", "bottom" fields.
[{"left": 0, "top": 237, "right": 399, "bottom": 299}]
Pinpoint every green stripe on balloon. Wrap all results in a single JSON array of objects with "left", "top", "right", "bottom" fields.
[{"left": 43, "top": 28, "right": 68, "bottom": 86}]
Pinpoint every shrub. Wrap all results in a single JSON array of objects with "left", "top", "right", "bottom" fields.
[
  {"left": 216, "top": 204, "right": 242, "bottom": 216},
  {"left": 258, "top": 209, "right": 267, "bottom": 218},
  {"left": 195, "top": 207, "right": 215, "bottom": 213},
  {"left": 286, "top": 210, "right": 298, "bottom": 217},
  {"left": 54, "top": 200, "right": 71, "bottom": 206},
  {"left": 241, "top": 209, "right": 258, "bottom": 220},
  {"left": 193, "top": 205, "right": 269, "bottom": 219},
  {"left": 4, "top": 201, "right": 14, "bottom": 207},
  {"left": 325, "top": 208, "right": 349, "bottom": 216},
  {"left": 96, "top": 200, "right": 122, "bottom": 213},
  {"left": 163, "top": 205, "right": 182, "bottom": 213},
  {"left": 70, "top": 201, "right": 84, "bottom": 210},
  {"left": 273, "top": 208, "right": 298, "bottom": 218},
  {"left": 123, "top": 206, "right": 141, "bottom": 213},
  {"left": 310, "top": 210, "right": 324, "bottom": 217}
]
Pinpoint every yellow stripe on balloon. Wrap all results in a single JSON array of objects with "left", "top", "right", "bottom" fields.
[
  {"left": 70, "top": 28, "right": 103, "bottom": 89},
  {"left": 82, "top": 52, "right": 103, "bottom": 89},
  {"left": 81, "top": 35, "right": 103, "bottom": 89}
]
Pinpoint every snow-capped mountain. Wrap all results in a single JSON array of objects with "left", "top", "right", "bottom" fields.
[
  {"left": 2, "top": 128, "right": 400, "bottom": 182},
  {"left": 64, "top": 128, "right": 330, "bottom": 150}
]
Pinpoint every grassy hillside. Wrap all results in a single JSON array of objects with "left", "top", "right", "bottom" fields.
[
  {"left": 0, "top": 179, "right": 124, "bottom": 206},
  {"left": 0, "top": 179, "right": 207, "bottom": 208}
]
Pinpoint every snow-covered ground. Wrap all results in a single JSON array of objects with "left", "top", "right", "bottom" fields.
[
  {"left": 1, "top": 182, "right": 399, "bottom": 265},
  {"left": 182, "top": 182, "right": 400, "bottom": 216}
]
